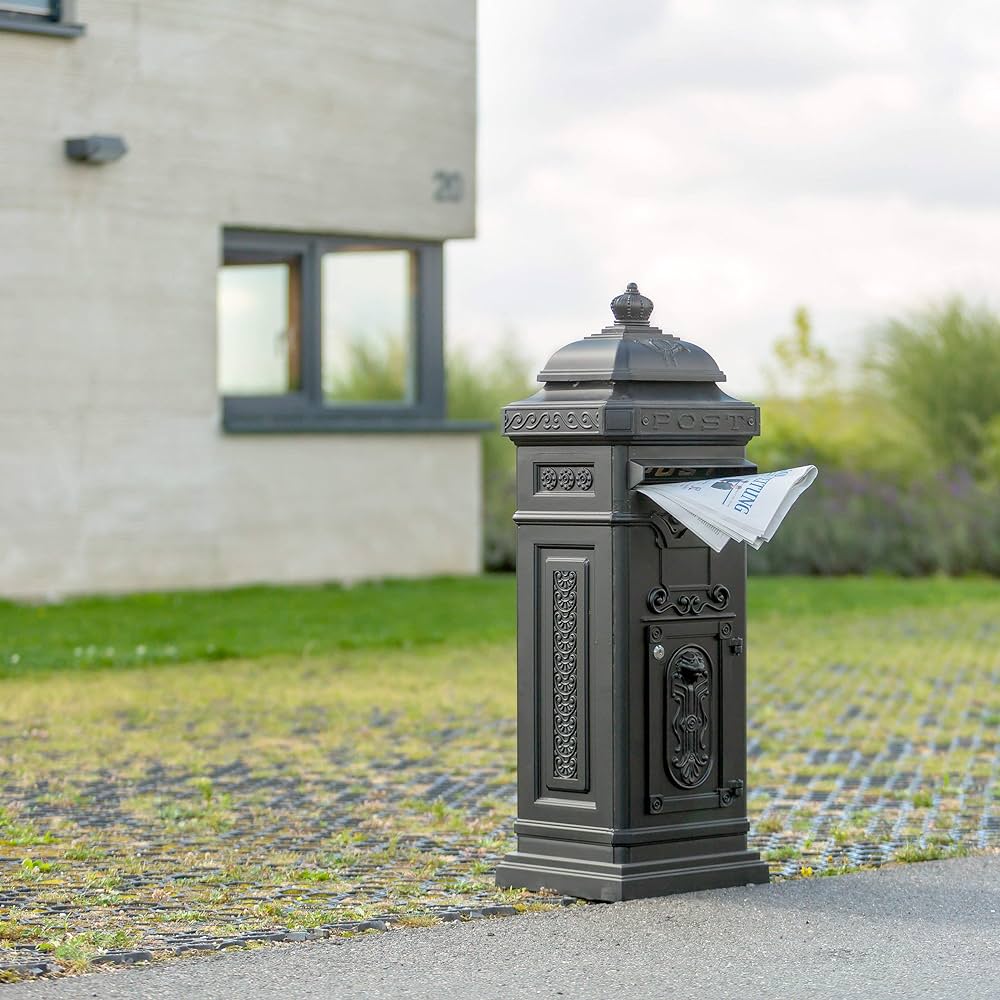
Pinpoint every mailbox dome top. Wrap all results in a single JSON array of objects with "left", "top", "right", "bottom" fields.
[{"left": 537, "top": 282, "right": 727, "bottom": 384}]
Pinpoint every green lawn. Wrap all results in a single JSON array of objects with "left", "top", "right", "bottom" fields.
[
  {"left": 2, "top": 574, "right": 998, "bottom": 676},
  {"left": 0, "top": 576, "right": 516, "bottom": 677},
  {"left": 0, "top": 574, "right": 998, "bottom": 979}
]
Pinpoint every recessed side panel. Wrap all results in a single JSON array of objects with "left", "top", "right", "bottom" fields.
[
  {"left": 539, "top": 551, "right": 590, "bottom": 795},
  {"left": 515, "top": 445, "right": 612, "bottom": 513}
]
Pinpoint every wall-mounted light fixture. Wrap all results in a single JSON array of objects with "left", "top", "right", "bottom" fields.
[{"left": 64, "top": 135, "right": 128, "bottom": 164}]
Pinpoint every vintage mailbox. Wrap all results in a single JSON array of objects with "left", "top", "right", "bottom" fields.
[{"left": 495, "top": 283, "right": 770, "bottom": 901}]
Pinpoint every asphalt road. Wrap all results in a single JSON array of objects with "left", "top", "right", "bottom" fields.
[{"left": 8, "top": 855, "right": 999, "bottom": 1000}]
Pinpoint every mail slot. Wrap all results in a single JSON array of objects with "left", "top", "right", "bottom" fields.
[{"left": 627, "top": 460, "right": 756, "bottom": 489}]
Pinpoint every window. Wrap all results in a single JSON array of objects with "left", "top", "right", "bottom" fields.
[
  {"left": 321, "top": 250, "right": 414, "bottom": 404},
  {"left": 0, "top": 1, "right": 84, "bottom": 37},
  {"left": 218, "top": 252, "right": 302, "bottom": 397},
  {"left": 218, "top": 230, "right": 446, "bottom": 432}
]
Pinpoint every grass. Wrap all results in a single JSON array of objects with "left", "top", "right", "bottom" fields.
[
  {"left": 892, "top": 843, "right": 971, "bottom": 864},
  {"left": 1, "top": 574, "right": 998, "bottom": 677},
  {"left": 0, "top": 574, "right": 998, "bottom": 979},
  {"left": 0, "top": 576, "right": 517, "bottom": 677}
]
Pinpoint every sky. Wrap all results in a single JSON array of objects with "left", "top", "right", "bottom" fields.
[{"left": 445, "top": 0, "right": 1000, "bottom": 397}]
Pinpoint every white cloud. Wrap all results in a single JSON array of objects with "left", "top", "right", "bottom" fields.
[{"left": 446, "top": 0, "right": 1000, "bottom": 396}]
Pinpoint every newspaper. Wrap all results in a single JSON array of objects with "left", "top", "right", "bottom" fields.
[{"left": 637, "top": 466, "right": 818, "bottom": 553}]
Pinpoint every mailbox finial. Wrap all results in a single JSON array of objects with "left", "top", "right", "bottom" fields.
[{"left": 610, "top": 282, "right": 654, "bottom": 326}]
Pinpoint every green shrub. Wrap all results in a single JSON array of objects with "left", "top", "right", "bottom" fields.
[
  {"left": 748, "top": 467, "right": 1000, "bottom": 576},
  {"left": 446, "top": 344, "right": 532, "bottom": 570},
  {"left": 324, "top": 338, "right": 409, "bottom": 403},
  {"left": 867, "top": 298, "right": 1000, "bottom": 473}
]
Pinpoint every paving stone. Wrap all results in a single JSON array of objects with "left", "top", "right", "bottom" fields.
[
  {"left": 92, "top": 951, "right": 154, "bottom": 966},
  {"left": 0, "top": 961, "right": 56, "bottom": 976}
]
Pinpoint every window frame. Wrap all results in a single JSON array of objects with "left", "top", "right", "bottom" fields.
[
  {"left": 0, "top": 0, "right": 84, "bottom": 38},
  {"left": 220, "top": 229, "right": 449, "bottom": 434}
]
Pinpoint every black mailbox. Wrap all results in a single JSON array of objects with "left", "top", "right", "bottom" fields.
[{"left": 495, "top": 283, "right": 770, "bottom": 901}]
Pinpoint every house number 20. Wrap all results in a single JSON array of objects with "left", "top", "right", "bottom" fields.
[{"left": 433, "top": 170, "right": 464, "bottom": 202}]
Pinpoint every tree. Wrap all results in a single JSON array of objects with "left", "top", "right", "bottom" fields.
[{"left": 763, "top": 306, "right": 836, "bottom": 397}]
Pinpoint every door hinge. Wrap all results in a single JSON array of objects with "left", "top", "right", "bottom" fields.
[{"left": 718, "top": 779, "right": 744, "bottom": 807}]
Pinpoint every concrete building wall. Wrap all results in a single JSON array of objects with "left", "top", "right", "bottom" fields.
[{"left": 0, "top": 0, "right": 480, "bottom": 598}]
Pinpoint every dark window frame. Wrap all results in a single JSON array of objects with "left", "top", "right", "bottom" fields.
[
  {"left": 0, "top": 0, "right": 84, "bottom": 37},
  {"left": 220, "top": 228, "right": 463, "bottom": 434}
]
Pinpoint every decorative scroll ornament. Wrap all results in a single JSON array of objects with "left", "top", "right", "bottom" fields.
[
  {"left": 552, "top": 570, "right": 579, "bottom": 780},
  {"left": 502, "top": 409, "right": 600, "bottom": 434},
  {"left": 646, "top": 584, "right": 730, "bottom": 617},
  {"left": 666, "top": 646, "right": 713, "bottom": 788},
  {"left": 649, "top": 512, "right": 687, "bottom": 548}
]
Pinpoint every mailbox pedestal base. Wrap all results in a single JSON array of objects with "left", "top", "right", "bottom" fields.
[{"left": 496, "top": 824, "right": 769, "bottom": 902}]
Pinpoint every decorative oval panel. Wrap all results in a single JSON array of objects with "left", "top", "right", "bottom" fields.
[{"left": 665, "top": 645, "right": 714, "bottom": 788}]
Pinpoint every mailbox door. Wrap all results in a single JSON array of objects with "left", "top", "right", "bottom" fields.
[{"left": 644, "top": 615, "right": 745, "bottom": 817}]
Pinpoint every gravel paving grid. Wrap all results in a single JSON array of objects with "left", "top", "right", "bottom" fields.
[
  {"left": 1, "top": 598, "right": 998, "bottom": 981},
  {"left": 4, "top": 855, "right": 999, "bottom": 1000}
]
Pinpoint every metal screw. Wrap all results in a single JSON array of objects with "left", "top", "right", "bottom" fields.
[{"left": 652, "top": 644, "right": 666, "bottom": 661}]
